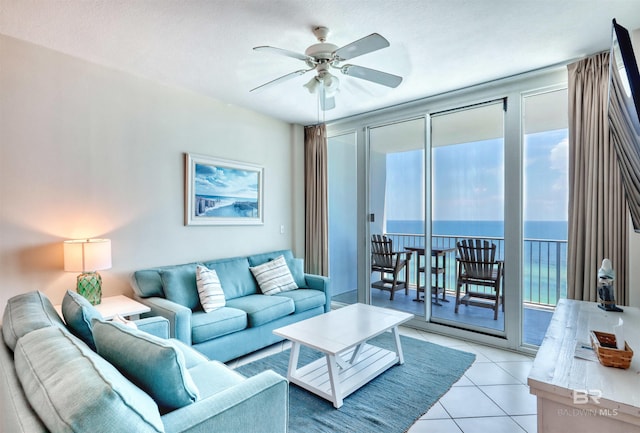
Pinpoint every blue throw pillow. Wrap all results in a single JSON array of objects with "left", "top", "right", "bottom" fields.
[
  {"left": 61, "top": 290, "right": 103, "bottom": 350},
  {"left": 92, "top": 319, "right": 200, "bottom": 413},
  {"left": 287, "top": 257, "right": 307, "bottom": 288},
  {"left": 159, "top": 265, "right": 200, "bottom": 310}
]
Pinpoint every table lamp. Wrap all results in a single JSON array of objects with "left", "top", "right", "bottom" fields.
[{"left": 63, "top": 239, "right": 112, "bottom": 305}]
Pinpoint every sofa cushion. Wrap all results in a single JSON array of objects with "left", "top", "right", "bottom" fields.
[
  {"left": 93, "top": 320, "right": 199, "bottom": 414},
  {"left": 188, "top": 360, "right": 245, "bottom": 399},
  {"left": 247, "top": 249, "right": 295, "bottom": 267},
  {"left": 288, "top": 257, "right": 307, "bottom": 288},
  {"left": 131, "top": 269, "right": 165, "bottom": 298},
  {"left": 196, "top": 265, "right": 226, "bottom": 312},
  {"left": 202, "top": 257, "right": 259, "bottom": 300},
  {"left": 191, "top": 307, "right": 248, "bottom": 344},
  {"left": 160, "top": 264, "right": 200, "bottom": 310},
  {"left": 2, "top": 291, "right": 66, "bottom": 351},
  {"left": 225, "top": 295, "right": 294, "bottom": 327},
  {"left": 61, "top": 290, "right": 103, "bottom": 350},
  {"left": 250, "top": 255, "right": 298, "bottom": 295},
  {"left": 274, "top": 289, "right": 326, "bottom": 313},
  {"left": 14, "top": 326, "right": 164, "bottom": 433}
]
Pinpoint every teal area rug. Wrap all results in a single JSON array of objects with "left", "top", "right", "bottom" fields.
[{"left": 236, "top": 333, "right": 475, "bottom": 433}]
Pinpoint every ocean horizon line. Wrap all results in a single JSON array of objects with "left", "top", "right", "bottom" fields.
[
  {"left": 388, "top": 219, "right": 568, "bottom": 222},
  {"left": 387, "top": 219, "right": 568, "bottom": 240}
]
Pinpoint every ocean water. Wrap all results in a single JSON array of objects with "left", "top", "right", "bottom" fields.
[
  {"left": 387, "top": 220, "right": 567, "bottom": 241},
  {"left": 195, "top": 194, "right": 259, "bottom": 218}
]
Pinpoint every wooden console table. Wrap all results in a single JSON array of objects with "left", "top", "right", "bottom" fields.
[{"left": 528, "top": 299, "right": 640, "bottom": 432}]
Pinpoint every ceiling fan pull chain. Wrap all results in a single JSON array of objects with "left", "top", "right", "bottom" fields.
[{"left": 317, "top": 91, "right": 321, "bottom": 128}]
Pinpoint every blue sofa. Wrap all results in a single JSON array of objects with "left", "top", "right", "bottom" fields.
[
  {"left": 131, "top": 249, "right": 331, "bottom": 362},
  {"left": 1, "top": 291, "right": 288, "bottom": 433}
]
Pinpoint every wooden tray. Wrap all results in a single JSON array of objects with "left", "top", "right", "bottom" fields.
[{"left": 590, "top": 330, "right": 633, "bottom": 369}]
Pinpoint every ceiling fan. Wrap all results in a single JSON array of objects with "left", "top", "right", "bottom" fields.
[{"left": 250, "top": 26, "right": 402, "bottom": 111}]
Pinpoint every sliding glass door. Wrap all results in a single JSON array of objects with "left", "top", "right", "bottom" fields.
[
  {"left": 368, "top": 118, "right": 426, "bottom": 316},
  {"left": 327, "top": 132, "right": 358, "bottom": 305},
  {"left": 430, "top": 101, "right": 506, "bottom": 334},
  {"left": 326, "top": 65, "right": 568, "bottom": 350},
  {"left": 522, "top": 88, "right": 568, "bottom": 346}
]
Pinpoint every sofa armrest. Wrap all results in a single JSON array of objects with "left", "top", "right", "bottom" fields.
[
  {"left": 304, "top": 273, "right": 331, "bottom": 312},
  {"left": 132, "top": 296, "right": 192, "bottom": 345},
  {"left": 134, "top": 316, "right": 170, "bottom": 339},
  {"left": 161, "top": 370, "right": 288, "bottom": 433}
]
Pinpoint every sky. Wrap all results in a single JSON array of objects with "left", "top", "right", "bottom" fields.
[
  {"left": 195, "top": 163, "right": 259, "bottom": 199},
  {"left": 384, "top": 128, "right": 569, "bottom": 222}
]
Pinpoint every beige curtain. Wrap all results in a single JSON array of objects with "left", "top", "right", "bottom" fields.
[
  {"left": 304, "top": 124, "right": 329, "bottom": 276},
  {"left": 567, "top": 52, "right": 628, "bottom": 303}
]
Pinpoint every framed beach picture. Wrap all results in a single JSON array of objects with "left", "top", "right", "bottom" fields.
[{"left": 185, "top": 153, "right": 264, "bottom": 226}]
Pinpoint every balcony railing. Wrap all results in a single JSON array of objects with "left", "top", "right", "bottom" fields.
[{"left": 384, "top": 233, "right": 567, "bottom": 308}]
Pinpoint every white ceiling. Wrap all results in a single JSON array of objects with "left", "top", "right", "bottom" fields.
[{"left": 2, "top": 0, "right": 640, "bottom": 126}]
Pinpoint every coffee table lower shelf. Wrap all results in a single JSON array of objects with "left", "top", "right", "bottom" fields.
[{"left": 288, "top": 342, "right": 400, "bottom": 409}]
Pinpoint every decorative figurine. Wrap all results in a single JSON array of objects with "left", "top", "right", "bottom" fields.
[{"left": 597, "top": 258, "right": 623, "bottom": 312}]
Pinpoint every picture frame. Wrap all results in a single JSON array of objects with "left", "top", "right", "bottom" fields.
[{"left": 185, "top": 153, "right": 264, "bottom": 226}]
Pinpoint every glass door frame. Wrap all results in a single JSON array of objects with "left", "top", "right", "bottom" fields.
[
  {"left": 365, "top": 116, "right": 429, "bottom": 318},
  {"left": 520, "top": 85, "right": 569, "bottom": 348},
  {"left": 427, "top": 99, "right": 507, "bottom": 337}
]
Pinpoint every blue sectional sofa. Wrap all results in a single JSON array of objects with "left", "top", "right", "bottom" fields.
[
  {"left": 131, "top": 249, "right": 331, "bottom": 362},
  {"left": 1, "top": 291, "right": 288, "bottom": 433}
]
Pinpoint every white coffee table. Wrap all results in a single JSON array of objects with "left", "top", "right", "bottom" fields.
[{"left": 273, "top": 303, "right": 414, "bottom": 408}]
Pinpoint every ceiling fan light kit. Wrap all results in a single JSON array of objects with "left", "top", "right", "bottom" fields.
[{"left": 251, "top": 26, "right": 402, "bottom": 111}]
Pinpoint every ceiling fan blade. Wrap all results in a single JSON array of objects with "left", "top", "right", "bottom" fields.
[
  {"left": 250, "top": 69, "right": 310, "bottom": 92},
  {"left": 334, "top": 33, "right": 390, "bottom": 61},
  {"left": 340, "top": 64, "right": 403, "bottom": 88},
  {"left": 253, "top": 46, "right": 310, "bottom": 61}
]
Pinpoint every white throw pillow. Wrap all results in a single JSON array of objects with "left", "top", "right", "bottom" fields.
[
  {"left": 250, "top": 255, "right": 298, "bottom": 295},
  {"left": 111, "top": 314, "right": 138, "bottom": 329},
  {"left": 196, "top": 265, "right": 226, "bottom": 312}
]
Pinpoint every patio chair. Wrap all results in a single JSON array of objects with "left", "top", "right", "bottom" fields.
[
  {"left": 455, "top": 239, "right": 504, "bottom": 320},
  {"left": 371, "top": 234, "right": 412, "bottom": 300}
]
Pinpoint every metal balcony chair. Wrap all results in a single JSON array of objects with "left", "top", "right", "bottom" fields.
[
  {"left": 371, "top": 234, "right": 412, "bottom": 300},
  {"left": 455, "top": 239, "right": 504, "bottom": 320}
]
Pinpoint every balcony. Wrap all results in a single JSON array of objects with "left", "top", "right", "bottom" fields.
[{"left": 333, "top": 233, "right": 566, "bottom": 346}]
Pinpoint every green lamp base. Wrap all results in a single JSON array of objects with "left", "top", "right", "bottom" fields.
[{"left": 77, "top": 272, "right": 102, "bottom": 305}]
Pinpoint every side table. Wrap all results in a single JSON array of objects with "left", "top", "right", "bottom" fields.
[
  {"left": 92, "top": 295, "right": 150, "bottom": 320},
  {"left": 55, "top": 294, "right": 150, "bottom": 320},
  {"left": 405, "top": 246, "right": 455, "bottom": 305}
]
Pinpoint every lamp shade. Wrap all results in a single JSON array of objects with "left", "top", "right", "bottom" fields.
[
  {"left": 303, "top": 76, "right": 319, "bottom": 94},
  {"left": 63, "top": 239, "right": 112, "bottom": 272}
]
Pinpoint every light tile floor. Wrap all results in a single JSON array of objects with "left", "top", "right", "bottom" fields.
[{"left": 227, "top": 326, "right": 538, "bottom": 433}]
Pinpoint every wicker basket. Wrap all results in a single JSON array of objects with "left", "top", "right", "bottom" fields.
[{"left": 590, "top": 330, "right": 633, "bottom": 369}]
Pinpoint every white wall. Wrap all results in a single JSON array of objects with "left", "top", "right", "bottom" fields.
[{"left": 0, "top": 35, "right": 304, "bottom": 312}]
